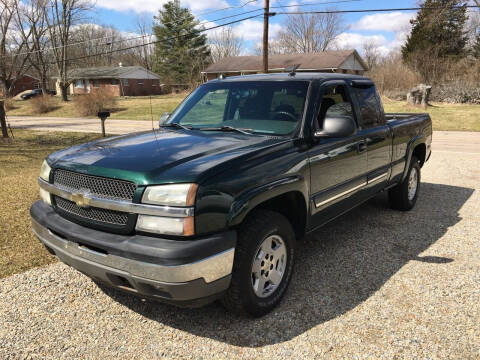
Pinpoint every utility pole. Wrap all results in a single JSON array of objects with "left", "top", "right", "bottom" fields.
[{"left": 262, "top": 0, "right": 270, "bottom": 73}]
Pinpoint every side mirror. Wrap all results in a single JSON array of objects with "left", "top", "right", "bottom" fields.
[
  {"left": 159, "top": 112, "right": 170, "bottom": 126},
  {"left": 314, "top": 115, "right": 357, "bottom": 138}
]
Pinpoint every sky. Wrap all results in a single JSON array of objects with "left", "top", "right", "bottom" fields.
[{"left": 90, "top": 0, "right": 421, "bottom": 56}]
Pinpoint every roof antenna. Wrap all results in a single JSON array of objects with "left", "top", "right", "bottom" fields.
[{"left": 285, "top": 64, "right": 301, "bottom": 76}]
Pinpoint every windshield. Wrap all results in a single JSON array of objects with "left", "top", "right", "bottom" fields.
[{"left": 167, "top": 81, "right": 310, "bottom": 135}]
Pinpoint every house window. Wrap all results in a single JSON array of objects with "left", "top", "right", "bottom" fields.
[
  {"left": 152, "top": 79, "right": 158, "bottom": 87},
  {"left": 123, "top": 79, "right": 129, "bottom": 86},
  {"left": 111, "top": 79, "right": 119, "bottom": 85},
  {"left": 138, "top": 79, "right": 144, "bottom": 86},
  {"left": 34, "top": 82, "right": 40, "bottom": 89},
  {"left": 75, "top": 80, "right": 84, "bottom": 88}
]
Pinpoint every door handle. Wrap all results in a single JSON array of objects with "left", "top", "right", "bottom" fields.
[{"left": 357, "top": 141, "right": 367, "bottom": 153}]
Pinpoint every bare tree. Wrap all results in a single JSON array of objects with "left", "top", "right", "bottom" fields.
[
  {"left": 276, "top": 10, "right": 346, "bottom": 53},
  {"left": 208, "top": 26, "right": 244, "bottom": 63},
  {"left": 135, "top": 14, "right": 153, "bottom": 70},
  {"left": 362, "top": 40, "right": 382, "bottom": 71},
  {"left": 253, "top": 39, "right": 286, "bottom": 56},
  {"left": 0, "top": 0, "right": 31, "bottom": 98},
  {"left": 15, "top": 0, "right": 52, "bottom": 93},
  {"left": 43, "top": 0, "right": 92, "bottom": 101}
]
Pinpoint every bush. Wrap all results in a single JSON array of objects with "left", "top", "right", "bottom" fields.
[
  {"left": 4, "top": 98, "right": 16, "bottom": 111},
  {"left": 30, "top": 95, "right": 57, "bottom": 114},
  {"left": 74, "top": 89, "right": 117, "bottom": 117}
]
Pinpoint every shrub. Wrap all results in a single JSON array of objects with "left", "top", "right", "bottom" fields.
[
  {"left": 30, "top": 95, "right": 57, "bottom": 114},
  {"left": 4, "top": 98, "right": 16, "bottom": 111},
  {"left": 74, "top": 88, "right": 117, "bottom": 117}
]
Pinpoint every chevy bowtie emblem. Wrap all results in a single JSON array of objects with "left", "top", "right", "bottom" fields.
[{"left": 71, "top": 190, "right": 92, "bottom": 208}]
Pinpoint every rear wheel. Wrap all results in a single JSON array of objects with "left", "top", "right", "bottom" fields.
[
  {"left": 389, "top": 156, "right": 421, "bottom": 211},
  {"left": 222, "top": 210, "right": 295, "bottom": 317}
]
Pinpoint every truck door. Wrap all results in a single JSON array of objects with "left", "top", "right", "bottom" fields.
[
  {"left": 351, "top": 83, "right": 392, "bottom": 192},
  {"left": 308, "top": 81, "right": 368, "bottom": 229}
]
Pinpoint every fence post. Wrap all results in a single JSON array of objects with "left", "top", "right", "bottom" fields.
[{"left": 0, "top": 100, "right": 9, "bottom": 138}]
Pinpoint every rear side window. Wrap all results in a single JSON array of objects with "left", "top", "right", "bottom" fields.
[{"left": 353, "top": 86, "right": 382, "bottom": 128}]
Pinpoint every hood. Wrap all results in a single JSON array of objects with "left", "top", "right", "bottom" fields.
[{"left": 48, "top": 129, "right": 287, "bottom": 185}]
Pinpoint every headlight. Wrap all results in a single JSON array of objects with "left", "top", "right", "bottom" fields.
[
  {"left": 40, "top": 160, "right": 51, "bottom": 182},
  {"left": 136, "top": 215, "right": 194, "bottom": 236},
  {"left": 141, "top": 184, "right": 198, "bottom": 206}
]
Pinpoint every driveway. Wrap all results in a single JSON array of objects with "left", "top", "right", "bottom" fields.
[{"left": 0, "top": 129, "right": 479, "bottom": 359}]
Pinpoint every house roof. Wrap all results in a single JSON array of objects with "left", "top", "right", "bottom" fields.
[
  {"left": 64, "top": 66, "right": 161, "bottom": 80},
  {"left": 203, "top": 50, "right": 368, "bottom": 73}
]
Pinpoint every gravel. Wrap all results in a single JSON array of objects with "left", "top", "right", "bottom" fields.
[{"left": 1, "top": 135, "right": 479, "bottom": 359}]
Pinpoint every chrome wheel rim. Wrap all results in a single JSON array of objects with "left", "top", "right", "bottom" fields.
[
  {"left": 251, "top": 235, "right": 287, "bottom": 298},
  {"left": 408, "top": 167, "right": 418, "bottom": 201}
]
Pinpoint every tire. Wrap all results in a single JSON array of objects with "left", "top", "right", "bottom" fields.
[
  {"left": 389, "top": 156, "right": 421, "bottom": 211},
  {"left": 221, "top": 209, "right": 296, "bottom": 317}
]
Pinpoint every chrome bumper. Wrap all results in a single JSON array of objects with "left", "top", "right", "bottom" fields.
[{"left": 32, "top": 218, "right": 234, "bottom": 284}]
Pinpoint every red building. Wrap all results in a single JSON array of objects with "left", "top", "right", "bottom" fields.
[
  {"left": 56, "top": 66, "right": 163, "bottom": 97},
  {"left": 0, "top": 74, "right": 40, "bottom": 97}
]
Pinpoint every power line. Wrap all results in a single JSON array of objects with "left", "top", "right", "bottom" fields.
[
  {"left": 273, "top": 5, "right": 480, "bottom": 15},
  {"left": 5, "top": 0, "right": 363, "bottom": 59},
  {"left": 41, "top": 14, "right": 264, "bottom": 66}
]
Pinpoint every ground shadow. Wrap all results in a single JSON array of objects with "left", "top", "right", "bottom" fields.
[{"left": 99, "top": 182, "right": 473, "bottom": 347}]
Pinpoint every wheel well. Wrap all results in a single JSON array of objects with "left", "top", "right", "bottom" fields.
[
  {"left": 254, "top": 191, "right": 307, "bottom": 239},
  {"left": 412, "top": 143, "right": 426, "bottom": 167}
]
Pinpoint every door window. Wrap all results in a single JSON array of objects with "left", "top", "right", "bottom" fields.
[{"left": 317, "top": 85, "right": 354, "bottom": 129}]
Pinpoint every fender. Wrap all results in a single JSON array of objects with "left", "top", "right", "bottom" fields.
[
  {"left": 227, "top": 175, "right": 309, "bottom": 227},
  {"left": 401, "top": 134, "right": 425, "bottom": 182}
]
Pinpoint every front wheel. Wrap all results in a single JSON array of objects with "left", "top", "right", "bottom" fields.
[
  {"left": 389, "top": 156, "right": 421, "bottom": 211},
  {"left": 221, "top": 210, "right": 295, "bottom": 317}
]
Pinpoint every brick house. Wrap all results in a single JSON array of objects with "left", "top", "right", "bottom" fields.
[
  {"left": 201, "top": 50, "right": 368, "bottom": 81},
  {"left": 0, "top": 74, "right": 40, "bottom": 97},
  {"left": 55, "top": 66, "right": 163, "bottom": 97}
]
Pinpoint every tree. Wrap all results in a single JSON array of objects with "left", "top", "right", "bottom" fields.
[
  {"left": 253, "top": 39, "right": 286, "bottom": 56},
  {"left": 473, "top": 34, "right": 480, "bottom": 58},
  {"left": 0, "top": 0, "right": 31, "bottom": 98},
  {"left": 401, "top": 0, "right": 468, "bottom": 82},
  {"left": 135, "top": 14, "right": 154, "bottom": 70},
  {"left": 276, "top": 10, "right": 345, "bottom": 53},
  {"left": 209, "top": 26, "right": 243, "bottom": 63},
  {"left": 152, "top": 0, "right": 210, "bottom": 85},
  {"left": 15, "top": 0, "right": 51, "bottom": 94},
  {"left": 362, "top": 40, "right": 382, "bottom": 71},
  {"left": 43, "top": 0, "right": 92, "bottom": 101}
]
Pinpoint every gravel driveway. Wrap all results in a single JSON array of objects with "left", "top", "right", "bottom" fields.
[{"left": 1, "top": 135, "right": 479, "bottom": 359}]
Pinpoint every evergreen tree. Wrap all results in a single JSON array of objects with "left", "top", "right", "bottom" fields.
[
  {"left": 152, "top": 0, "right": 210, "bottom": 85},
  {"left": 401, "top": 0, "right": 468, "bottom": 81}
]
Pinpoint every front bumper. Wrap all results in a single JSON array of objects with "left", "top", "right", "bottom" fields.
[{"left": 30, "top": 201, "right": 236, "bottom": 307}]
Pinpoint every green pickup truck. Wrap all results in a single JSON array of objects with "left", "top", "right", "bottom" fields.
[{"left": 31, "top": 73, "right": 432, "bottom": 316}]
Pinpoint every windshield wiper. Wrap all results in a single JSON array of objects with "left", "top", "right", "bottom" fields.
[
  {"left": 201, "top": 125, "right": 253, "bottom": 135},
  {"left": 160, "top": 123, "right": 193, "bottom": 131}
]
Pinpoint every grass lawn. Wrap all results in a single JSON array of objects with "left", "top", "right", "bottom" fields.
[
  {"left": 5, "top": 93, "right": 479, "bottom": 131},
  {"left": 0, "top": 130, "right": 102, "bottom": 279},
  {"left": 6, "top": 93, "right": 187, "bottom": 120},
  {"left": 382, "top": 98, "right": 480, "bottom": 132}
]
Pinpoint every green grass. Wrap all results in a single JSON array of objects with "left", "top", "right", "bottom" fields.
[
  {"left": 0, "top": 130, "right": 102, "bottom": 279},
  {"left": 6, "top": 93, "right": 187, "bottom": 120},
  {"left": 5, "top": 93, "right": 480, "bottom": 131},
  {"left": 382, "top": 98, "right": 480, "bottom": 132}
]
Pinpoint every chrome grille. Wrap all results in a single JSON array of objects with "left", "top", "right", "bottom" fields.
[
  {"left": 53, "top": 169, "right": 136, "bottom": 200},
  {"left": 52, "top": 169, "right": 136, "bottom": 229},
  {"left": 55, "top": 196, "right": 129, "bottom": 225}
]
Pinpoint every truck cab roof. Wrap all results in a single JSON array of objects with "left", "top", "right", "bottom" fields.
[{"left": 208, "top": 72, "right": 370, "bottom": 83}]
